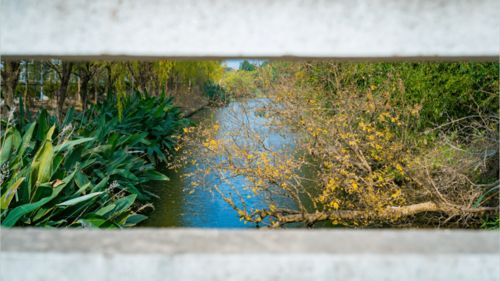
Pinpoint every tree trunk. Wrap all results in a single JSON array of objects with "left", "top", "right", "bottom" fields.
[
  {"left": 105, "top": 64, "right": 114, "bottom": 98},
  {"left": 1, "top": 61, "right": 21, "bottom": 109},
  {"left": 273, "top": 202, "right": 499, "bottom": 226},
  {"left": 56, "top": 62, "right": 73, "bottom": 120},
  {"left": 76, "top": 76, "right": 81, "bottom": 105},
  {"left": 77, "top": 63, "right": 93, "bottom": 112},
  {"left": 80, "top": 76, "right": 90, "bottom": 111},
  {"left": 23, "top": 61, "right": 29, "bottom": 116}
]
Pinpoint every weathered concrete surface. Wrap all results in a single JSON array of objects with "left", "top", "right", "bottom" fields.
[
  {"left": 1, "top": 229, "right": 499, "bottom": 281},
  {"left": 1, "top": 0, "right": 498, "bottom": 60}
]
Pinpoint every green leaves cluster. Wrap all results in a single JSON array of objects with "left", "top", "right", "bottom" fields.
[
  {"left": 0, "top": 93, "right": 186, "bottom": 228},
  {"left": 301, "top": 62, "right": 499, "bottom": 129},
  {"left": 239, "top": 60, "right": 257, "bottom": 72},
  {"left": 203, "top": 81, "right": 228, "bottom": 105}
]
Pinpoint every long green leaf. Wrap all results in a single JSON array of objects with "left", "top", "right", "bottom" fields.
[
  {"left": 473, "top": 184, "right": 500, "bottom": 208},
  {"left": 95, "top": 203, "right": 116, "bottom": 217},
  {"left": 124, "top": 214, "right": 148, "bottom": 226},
  {"left": 54, "top": 137, "right": 95, "bottom": 153},
  {"left": 14, "top": 122, "right": 36, "bottom": 163},
  {"left": 112, "top": 194, "right": 137, "bottom": 215},
  {"left": 0, "top": 133, "right": 13, "bottom": 165},
  {"left": 77, "top": 215, "right": 109, "bottom": 228},
  {"left": 57, "top": 192, "right": 103, "bottom": 207},
  {"left": 0, "top": 177, "right": 25, "bottom": 210},
  {"left": 2, "top": 170, "right": 76, "bottom": 227},
  {"left": 143, "top": 170, "right": 170, "bottom": 181},
  {"left": 31, "top": 125, "right": 55, "bottom": 186}
]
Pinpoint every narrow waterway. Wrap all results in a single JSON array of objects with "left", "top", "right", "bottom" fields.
[{"left": 143, "top": 98, "right": 300, "bottom": 227}]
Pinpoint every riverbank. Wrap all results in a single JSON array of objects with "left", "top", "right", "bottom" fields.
[
  {"left": 143, "top": 98, "right": 298, "bottom": 227},
  {"left": 143, "top": 62, "right": 499, "bottom": 229}
]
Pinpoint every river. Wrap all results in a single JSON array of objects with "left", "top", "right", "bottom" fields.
[{"left": 143, "top": 98, "right": 303, "bottom": 228}]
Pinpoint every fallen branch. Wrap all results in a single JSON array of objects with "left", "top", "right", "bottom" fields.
[{"left": 274, "top": 201, "right": 499, "bottom": 225}]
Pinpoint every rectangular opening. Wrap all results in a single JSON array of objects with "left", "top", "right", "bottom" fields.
[{"left": 1, "top": 59, "right": 498, "bottom": 229}]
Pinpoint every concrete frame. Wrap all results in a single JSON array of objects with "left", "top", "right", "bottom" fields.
[
  {"left": 0, "top": 0, "right": 499, "bottom": 280},
  {"left": 0, "top": 0, "right": 498, "bottom": 60},
  {"left": 1, "top": 229, "right": 499, "bottom": 281}
]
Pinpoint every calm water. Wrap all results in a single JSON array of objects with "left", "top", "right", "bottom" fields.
[{"left": 143, "top": 99, "right": 300, "bottom": 227}]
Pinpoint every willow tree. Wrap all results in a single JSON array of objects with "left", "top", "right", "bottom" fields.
[
  {"left": 102, "top": 61, "right": 174, "bottom": 119},
  {"left": 154, "top": 60, "right": 175, "bottom": 94},
  {"left": 167, "top": 61, "right": 223, "bottom": 92}
]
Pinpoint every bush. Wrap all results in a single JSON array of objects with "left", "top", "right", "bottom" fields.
[
  {"left": 239, "top": 60, "right": 256, "bottom": 71},
  {"left": 0, "top": 93, "right": 187, "bottom": 227},
  {"left": 203, "top": 81, "right": 228, "bottom": 105},
  {"left": 301, "top": 62, "right": 499, "bottom": 129}
]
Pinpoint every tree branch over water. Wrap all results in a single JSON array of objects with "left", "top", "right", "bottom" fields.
[{"left": 176, "top": 62, "right": 499, "bottom": 228}]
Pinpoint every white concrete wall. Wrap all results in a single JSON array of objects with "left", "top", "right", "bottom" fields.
[
  {"left": 1, "top": 1, "right": 498, "bottom": 280},
  {"left": 0, "top": 0, "right": 498, "bottom": 60},
  {"left": 1, "top": 229, "right": 499, "bottom": 281}
]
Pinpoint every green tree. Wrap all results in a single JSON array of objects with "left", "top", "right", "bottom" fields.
[{"left": 239, "top": 60, "right": 256, "bottom": 71}]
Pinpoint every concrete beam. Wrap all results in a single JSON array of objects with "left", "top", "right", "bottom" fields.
[
  {"left": 1, "top": 229, "right": 499, "bottom": 281},
  {"left": 0, "top": 0, "right": 498, "bottom": 60}
]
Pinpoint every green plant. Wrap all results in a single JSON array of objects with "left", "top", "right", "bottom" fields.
[
  {"left": 220, "top": 70, "right": 258, "bottom": 98},
  {"left": 239, "top": 60, "right": 256, "bottom": 72},
  {"left": 203, "top": 81, "right": 228, "bottom": 105},
  {"left": 0, "top": 92, "right": 187, "bottom": 227},
  {"left": 301, "top": 62, "right": 499, "bottom": 129},
  {"left": 481, "top": 215, "right": 500, "bottom": 230}
]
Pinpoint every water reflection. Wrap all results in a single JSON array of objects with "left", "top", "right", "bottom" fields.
[{"left": 143, "top": 99, "right": 296, "bottom": 227}]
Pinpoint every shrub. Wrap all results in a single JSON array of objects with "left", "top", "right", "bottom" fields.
[
  {"left": 203, "top": 81, "right": 228, "bottom": 105},
  {"left": 0, "top": 93, "right": 187, "bottom": 227},
  {"left": 301, "top": 62, "right": 499, "bottom": 129}
]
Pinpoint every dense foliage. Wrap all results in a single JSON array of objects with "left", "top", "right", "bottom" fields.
[
  {"left": 2, "top": 59, "right": 498, "bottom": 229},
  {"left": 0, "top": 93, "right": 186, "bottom": 227},
  {"left": 301, "top": 62, "right": 499, "bottom": 129},
  {"left": 184, "top": 61, "right": 499, "bottom": 228},
  {"left": 203, "top": 81, "right": 228, "bottom": 105},
  {"left": 219, "top": 70, "right": 259, "bottom": 99},
  {"left": 239, "top": 60, "right": 257, "bottom": 72},
  {"left": 1, "top": 60, "right": 224, "bottom": 121}
]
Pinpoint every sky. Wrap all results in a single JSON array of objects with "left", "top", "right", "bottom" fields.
[{"left": 223, "top": 59, "right": 264, "bottom": 70}]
